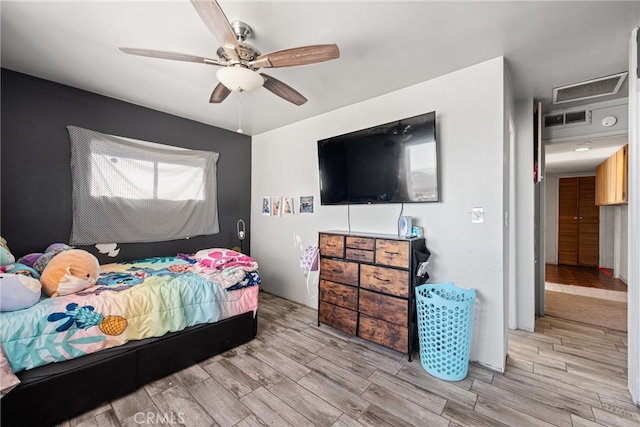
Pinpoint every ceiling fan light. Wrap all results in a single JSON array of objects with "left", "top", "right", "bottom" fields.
[{"left": 216, "top": 67, "right": 264, "bottom": 92}]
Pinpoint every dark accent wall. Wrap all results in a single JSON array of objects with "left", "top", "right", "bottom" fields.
[{"left": 1, "top": 69, "right": 251, "bottom": 263}]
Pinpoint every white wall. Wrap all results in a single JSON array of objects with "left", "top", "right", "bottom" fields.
[
  {"left": 514, "top": 99, "right": 535, "bottom": 331},
  {"left": 627, "top": 26, "right": 639, "bottom": 404},
  {"left": 252, "top": 57, "right": 508, "bottom": 371},
  {"left": 545, "top": 173, "right": 559, "bottom": 265},
  {"left": 600, "top": 206, "right": 616, "bottom": 269},
  {"left": 503, "top": 64, "right": 516, "bottom": 354},
  {"left": 618, "top": 205, "right": 628, "bottom": 282}
]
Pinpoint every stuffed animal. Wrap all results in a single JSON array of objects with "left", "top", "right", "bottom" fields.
[
  {"left": 0, "top": 273, "right": 42, "bottom": 312},
  {"left": 3, "top": 263, "right": 40, "bottom": 279},
  {"left": 18, "top": 252, "right": 43, "bottom": 268},
  {"left": 41, "top": 249, "right": 100, "bottom": 297},
  {"left": 33, "top": 244, "right": 73, "bottom": 275},
  {"left": 0, "top": 237, "right": 15, "bottom": 266},
  {"left": 0, "top": 237, "right": 40, "bottom": 278}
]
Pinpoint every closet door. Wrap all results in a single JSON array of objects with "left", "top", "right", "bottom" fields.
[
  {"left": 577, "top": 176, "right": 599, "bottom": 266},
  {"left": 558, "top": 178, "right": 579, "bottom": 265},
  {"left": 557, "top": 176, "right": 599, "bottom": 267}
]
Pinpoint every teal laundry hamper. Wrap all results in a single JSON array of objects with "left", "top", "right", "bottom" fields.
[{"left": 415, "top": 282, "right": 476, "bottom": 381}]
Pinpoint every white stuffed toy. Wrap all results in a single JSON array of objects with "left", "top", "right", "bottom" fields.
[{"left": 0, "top": 273, "right": 42, "bottom": 312}]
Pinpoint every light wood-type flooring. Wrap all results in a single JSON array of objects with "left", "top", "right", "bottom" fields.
[{"left": 63, "top": 291, "right": 639, "bottom": 426}]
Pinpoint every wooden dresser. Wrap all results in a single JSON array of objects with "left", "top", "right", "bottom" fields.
[{"left": 317, "top": 231, "right": 429, "bottom": 360}]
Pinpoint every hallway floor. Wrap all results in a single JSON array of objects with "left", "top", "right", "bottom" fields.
[{"left": 545, "top": 264, "right": 628, "bottom": 292}]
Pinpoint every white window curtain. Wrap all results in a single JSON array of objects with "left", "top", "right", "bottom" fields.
[{"left": 68, "top": 126, "right": 219, "bottom": 245}]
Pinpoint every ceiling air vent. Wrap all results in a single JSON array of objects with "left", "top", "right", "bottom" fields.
[
  {"left": 564, "top": 110, "right": 586, "bottom": 124},
  {"left": 552, "top": 72, "right": 628, "bottom": 104},
  {"left": 543, "top": 108, "right": 590, "bottom": 129},
  {"left": 544, "top": 114, "right": 564, "bottom": 127}
]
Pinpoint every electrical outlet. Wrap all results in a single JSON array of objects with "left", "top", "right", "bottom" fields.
[{"left": 472, "top": 207, "right": 484, "bottom": 224}]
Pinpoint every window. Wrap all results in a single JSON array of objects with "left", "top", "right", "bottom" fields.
[
  {"left": 68, "top": 126, "right": 219, "bottom": 245},
  {"left": 89, "top": 153, "right": 205, "bottom": 201}
]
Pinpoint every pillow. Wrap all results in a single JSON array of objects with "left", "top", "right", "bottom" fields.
[
  {"left": 194, "top": 248, "right": 257, "bottom": 271},
  {"left": 0, "top": 273, "right": 42, "bottom": 312},
  {"left": 193, "top": 248, "right": 258, "bottom": 289}
]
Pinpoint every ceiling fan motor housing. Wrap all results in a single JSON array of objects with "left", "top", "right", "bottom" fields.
[
  {"left": 231, "top": 21, "right": 252, "bottom": 42},
  {"left": 216, "top": 43, "right": 261, "bottom": 65}
]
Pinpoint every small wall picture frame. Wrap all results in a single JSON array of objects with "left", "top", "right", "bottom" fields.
[
  {"left": 271, "top": 197, "right": 282, "bottom": 217},
  {"left": 283, "top": 197, "right": 294, "bottom": 215},
  {"left": 262, "top": 197, "right": 271, "bottom": 216},
  {"left": 299, "top": 196, "right": 314, "bottom": 213}
]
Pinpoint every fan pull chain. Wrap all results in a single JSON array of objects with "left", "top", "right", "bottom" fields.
[{"left": 237, "top": 91, "right": 243, "bottom": 134}]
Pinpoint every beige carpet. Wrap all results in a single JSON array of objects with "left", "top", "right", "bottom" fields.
[
  {"left": 545, "top": 282, "right": 627, "bottom": 302},
  {"left": 544, "top": 289, "right": 627, "bottom": 332}
]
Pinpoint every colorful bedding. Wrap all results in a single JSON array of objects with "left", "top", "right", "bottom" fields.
[{"left": 0, "top": 253, "right": 259, "bottom": 374}]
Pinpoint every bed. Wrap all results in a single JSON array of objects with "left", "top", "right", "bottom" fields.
[{"left": 0, "top": 248, "right": 259, "bottom": 427}]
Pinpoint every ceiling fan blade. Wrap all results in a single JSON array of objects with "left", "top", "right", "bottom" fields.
[
  {"left": 210, "top": 83, "right": 231, "bottom": 103},
  {"left": 254, "top": 44, "right": 340, "bottom": 68},
  {"left": 260, "top": 73, "right": 307, "bottom": 106},
  {"left": 119, "top": 47, "right": 223, "bottom": 66},
  {"left": 190, "top": 0, "right": 239, "bottom": 58}
]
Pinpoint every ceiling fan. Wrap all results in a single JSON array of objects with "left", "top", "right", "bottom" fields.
[{"left": 119, "top": 0, "right": 340, "bottom": 106}]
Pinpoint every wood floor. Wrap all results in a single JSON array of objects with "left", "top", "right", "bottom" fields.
[
  {"left": 64, "top": 291, "right": 639, "bottom": 427},
  {"left": 546, "top": 264, "right": 628, "bottom": 292}
]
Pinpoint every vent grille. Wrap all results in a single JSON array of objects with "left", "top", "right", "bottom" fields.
[
  {"left": 544, "top": 114, "right": 564, "bottom": 127},
  {"left": 543, "top": 108, "right": 590, "bottom": 128},
  {"left": 564, "top": 110, "right": 586, "bottom": 124},
  {"left": 553, "top": 72, "right": 628, "bottom": 104}
]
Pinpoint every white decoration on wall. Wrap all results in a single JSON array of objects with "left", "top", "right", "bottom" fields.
[{"left": 95, "top": 243, "right": 120, "bottom": 257}]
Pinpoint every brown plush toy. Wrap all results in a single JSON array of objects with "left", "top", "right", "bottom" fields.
[{"left": 41, "top": 249, "right": 100, "bottom": 297}]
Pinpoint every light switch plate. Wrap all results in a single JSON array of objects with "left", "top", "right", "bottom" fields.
[{"left": 472, "top": 207, "right": 484, "bottom": 224}]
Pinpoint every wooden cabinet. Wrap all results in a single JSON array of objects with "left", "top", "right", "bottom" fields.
[
  {"left": 596, "top": 144, "right": 628, "bottom": 206},
  {"left": 558, "top": 176, "right": 599, "bottom": 267},
  {"left": 317, "top": 231, "right": 428, "bottom": 360}
]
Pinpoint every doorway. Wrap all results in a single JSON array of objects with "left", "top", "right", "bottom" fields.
[{"left": 543, "top": 146, "right": 629, "bottom": 332}]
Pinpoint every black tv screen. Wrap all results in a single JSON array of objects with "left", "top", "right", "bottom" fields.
[{"left": 318, "top": 111, "right": 439, "bottom": 205}]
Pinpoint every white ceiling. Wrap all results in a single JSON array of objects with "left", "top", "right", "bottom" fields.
[
  {"left": 545, "top": 135, "right": 629, "bottom": 175},
  {"left": 1, "top": 1, "right": 637, "bottom": 171}
]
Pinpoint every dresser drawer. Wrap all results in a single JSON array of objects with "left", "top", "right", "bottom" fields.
[
  {"left": 375, "top": 239, "right": 410, "bottom": 268},
  {"left": 320, "top": 258, "right": 359, "bottom": 286},
  {"left": 320, "top": 233, "right": 345, "bottom": 258},
  {"left": 346, "top": 248, "right": 374, "bottom": 263},
  {"left": 346, "top": 236, "right": 374, "bottom": 250},
  {"left": 358, "top": 314, "right": 408, "bottom": 353},
  {"left": 319, "top": 301, "right": 357, "bottom": 335},
  {"left": 359, "top": 289, "right": 408, "bottom": 326},
  {"left": 319, "top": 280, "right": 357, "bottom": 311},
  {"left": 360, "top": 264, "right": 409, "bottom": 297}
]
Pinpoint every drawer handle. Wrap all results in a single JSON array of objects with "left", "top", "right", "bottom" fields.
[
  {"left": 332, "top": 268, "right": 343, "bottom": 274},
  {"left": 326, "top": 243, "right": 336, "bottom": 247},
  {"left": 384, "top": 250, "right": 401, "bottom": 256},
  {"left": 374, "top": 276, "right": 390, "bottom": 283}
]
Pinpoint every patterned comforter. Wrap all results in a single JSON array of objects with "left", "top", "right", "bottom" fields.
[{"left": 0, "top": 253, "right": 259, "bottom": 374}]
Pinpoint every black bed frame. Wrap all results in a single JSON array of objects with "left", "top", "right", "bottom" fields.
[{"left": 1, "top": 311, "right": 258, "bottom": 427}]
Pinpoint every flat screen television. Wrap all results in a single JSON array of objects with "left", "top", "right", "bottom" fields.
[{"left": 317, "top": 111, "right": 439, "bottom": 205}]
